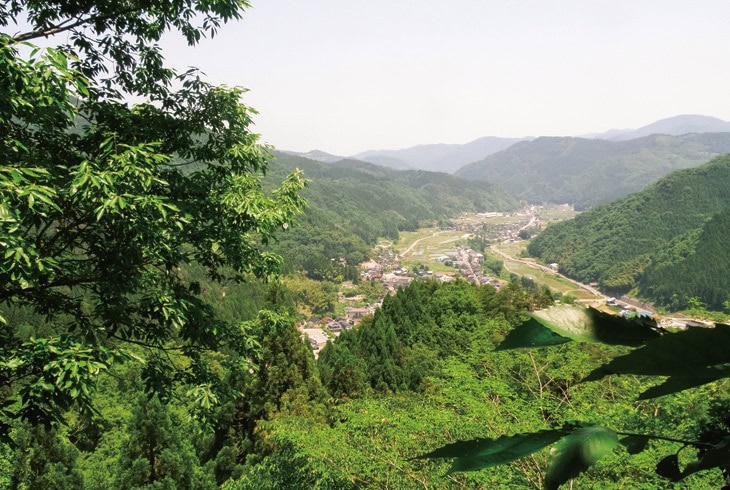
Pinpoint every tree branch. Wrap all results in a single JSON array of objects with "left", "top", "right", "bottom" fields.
[
  {"left": 0, "top": 276, "right": 98, "bottom": 301},
  {"left": 12, "top": 7, "right": 141, "bottom": 43},
  {"left": 615, "top": 431, "right": 715, "bottom": 448}
]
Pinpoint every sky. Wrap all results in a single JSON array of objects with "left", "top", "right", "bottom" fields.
[{"left": 110, "top": 2, "right": 730, "bottom": 154}]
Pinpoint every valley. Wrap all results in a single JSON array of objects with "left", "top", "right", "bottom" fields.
[{"left": 6, "top": 2, "right": 730, "bottom": 489}]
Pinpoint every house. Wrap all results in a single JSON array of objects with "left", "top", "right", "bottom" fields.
[
  {"left": 346, "top": 307, "right": 371, "bottom": 322},
  {"left": 382, "top": 273, "right": 413, "bottom": 290},
  {"left": 302, "top": 328, "right": 329, "bottom": 354},
  {"left": 326, "top": 320, "right": 344, "bottom": 332}
]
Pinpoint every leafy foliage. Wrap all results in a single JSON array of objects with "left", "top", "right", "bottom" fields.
[
  {"left": 530, "top": 304, "right": 660, "bottom": 345},
  {"left": 586, "top": 323, "right": 730, "bottom": 399},
  {"left": 422, "top": 303, "right": 730, "bottom": 488},
  {"left": 544, "top": 425, "right": 619, "bottom": 490},
  {"left": 495, "top": 318, "right": 571, "bottom": 350},
  {"left": 418, "top": 428, "right": 570, "bottom": 474},
  {"left": 1, "top": 0, "right": 305, "bottom": 429}
]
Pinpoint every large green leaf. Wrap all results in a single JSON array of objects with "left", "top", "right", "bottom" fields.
[
  {"left": 495, "top": 318, "right": 572, "bottom": 350},
  {"left": 529, "top": 304, "right": 659, "bottom": 346},
  {"left": 586, "top": 324, "right": 730, "bottom": 393},
  {"left": 680, "top": 436, "right": 730, "bottom": 480},
  {"left": 655, "top": 454, "right": 681, "bottom": 481},
  {"left": 654, "top": 437, "right": 730, "bottom": 482},
  {"left": 418, "top": 428, "right": 571, "bottom": 474},
  {"left": 619, "top": 435, "right": 651, "bottom": 455},
  {"left": 637, "top": 367, "right": 730, "bottom": 399},
  {"left": 544, "top": 426, "right": 619, "bottom": 490}
]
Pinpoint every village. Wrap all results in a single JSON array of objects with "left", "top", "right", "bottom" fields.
[
  {"left": 299, "top": 205, "right": 720, "bottom": 356},
  {"left": 299, "top": 207, "right": 547, "bottom": 356}
]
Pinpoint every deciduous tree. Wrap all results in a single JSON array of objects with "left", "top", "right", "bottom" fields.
[{"left": 0, "top": 0, "right": 305, "bottom": 431}]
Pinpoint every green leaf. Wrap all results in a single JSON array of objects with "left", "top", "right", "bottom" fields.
[
  {"left": 619, "top": 435, "right": 651, "bottom": 455},
  {"left": 544, "top": 426, "right": 619, "bottom": 490},
  {"left": 637, "top": 367, "right": 730, "bottom": 399},
  {"left": 496, "top": 318, "right": 572, "bottom": 350},
  {"left": 681, "top": 439, "right": 730, "bottom": 479},
  {"left": 530, "top": 304, "right": 659, "bottom": 346},
  {"left": 655, "top": 454, "right": 681, "bottom": 481},
  {"left": 586, "top": 324, "right": 730, "bottom": 391},
  {"left": 419, "top": 428, "right": 571, "bottom": 474}
]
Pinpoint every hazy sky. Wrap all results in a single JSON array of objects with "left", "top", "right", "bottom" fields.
[{"left": 161, "top": 1, "right": 730, "bottom": 154}]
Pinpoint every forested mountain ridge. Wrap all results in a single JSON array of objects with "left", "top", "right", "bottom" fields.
[
  {"left": 527, "top": 153, "right": 730, "bottom": 310},
  {"left": 455, "top": 132, "right": 730, "bottom": 209},
  {"left": 263, "top": 152, "right": 519, "bottom": 276}
]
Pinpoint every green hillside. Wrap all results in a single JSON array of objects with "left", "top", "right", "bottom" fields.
[
  {"left": 456, "top": 133, "right": 730, "bottom": 209},
  {"left": 527, "top": 154, "right": 730, "bottom": 310},
  {"left": 265, "top": 152, "right": 519, "bottom": 276}
]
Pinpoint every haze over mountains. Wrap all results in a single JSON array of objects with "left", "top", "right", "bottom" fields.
[
  {"left": 284, "top": 114, "right": 730, "bottom": 177},
  {"left": 582, "top": 114, "right": 730, "bottom": 141},
  {"left": 352, "top": 136, "right": 528, "bottom": 173}
]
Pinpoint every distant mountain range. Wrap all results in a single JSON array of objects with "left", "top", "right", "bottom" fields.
[
  {"left": 284, "top": 114, "right": 730, "bottom": 176},
  {"left": 352, "top": 136, "right": 529, "bottom": 173},
  {"left": 284, "top": 136, "right": 528, "bottom": 173},
  {"left": 268, "top": 152, "right": 518, "bottom": 221},
  {"left": 528, "top": 153, "right": 730, "bottom": 310},
  {"left": 582, "top": 114, "right": 730, "bottom": 141},
  {"left": 455, "top": 132, "right": 730, "bottom": 209}
]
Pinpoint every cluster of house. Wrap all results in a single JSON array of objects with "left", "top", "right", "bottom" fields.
[
  {"left": 360, "top": 260, "right": 383, "bottom": 280},
  {"left": 299, "top": 304, "right": 380, "bottom": 356}
]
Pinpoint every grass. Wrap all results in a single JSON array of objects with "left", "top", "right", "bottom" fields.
[
  {"left": 485, "top": 248, "right": 597, "bottom": 300},
  {"left": 378, "top": 211, "right": 598, "bottom": 300},
  {"left": 506, "top": 261, "right": 596, "bottom": 299},
  {"left": 496, "top": 240, "right": 529, "bottom": 258},
  {"left": 539, "top": 204, "right": 579, "bottom": 222}
]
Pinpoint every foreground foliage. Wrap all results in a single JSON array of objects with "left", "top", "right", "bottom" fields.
[
  {"left": 420, "top": 304, "right": 730, "bottom": 488},
  {"left": 1, "top": 0, "right": 305, "bottom": 431}
]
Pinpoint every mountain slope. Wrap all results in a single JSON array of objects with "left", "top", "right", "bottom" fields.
[
  {"left": 354, "top": 136, "right": 527, "bottom": 174},
  {"left": 455, "top": 132, "right": 730, "bottom": 209},
  {"left": 264, "top": 152, "right": 518, "bottom": 275},
  {"left": 527, "top": 154, "right": 730, "bottom": 310}
]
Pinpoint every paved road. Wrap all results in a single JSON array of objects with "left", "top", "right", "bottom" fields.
[
  {"left": 491, "top": 243, "right": 658, "bottom": 313},
  {"left": 490, "top": 244, "right": 604, "bottom": 298}
]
